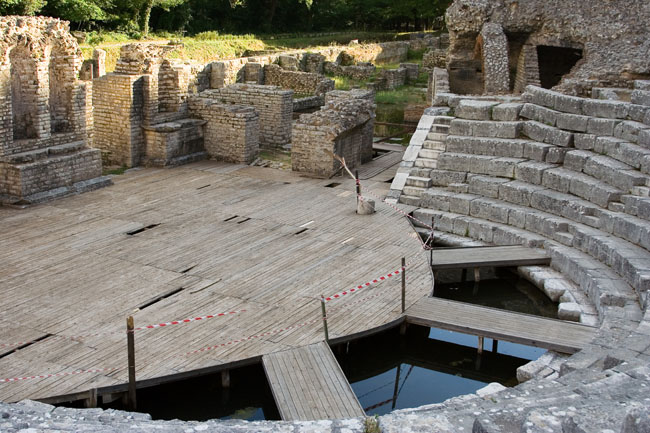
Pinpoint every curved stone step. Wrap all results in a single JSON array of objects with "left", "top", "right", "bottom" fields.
[
  {"left": 417, "top": 186, "right": 650, "bottom": 308},
  {"left": 564, "top": 149, "right": 649, "bottom": 192},
  {"left": 413, "top": 206, "right": 642, "bottom": 312},
  {"left": 449, "top": 119, "right": 523, "bottom": 139}
]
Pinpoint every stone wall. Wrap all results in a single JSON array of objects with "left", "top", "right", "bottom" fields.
[
  {"left": 263, "top": 64, "right": 334, "bottom": 97},
  {"left": 200, "top": 84, "right": 293, "bottom": 148},
  {"left": 142, "top": 119, "right": 207, "bottom": 167},
  {"left": 292, "top": 97, "right": 375, "bottom": 177},
  {"left": 93, "top": 43, "right": 211, "bottom": 167},
  {"left": 374, "top": 67, "right": 407, "bottom": 90},
  {"left": 189, "top": 96, "right": 259, "bottom": 164},
  {"left": 208, "top": 40, "right": 420, "bottom": 89},
  {"left": 0, "top": 16, "right": 109, "bottom": 204},
  {"left": 325, "top": 89, "right": 375, "bottom": 164},
  {"left": 92, "top": 74, "right": 145, "bottom": 167},
  {"left": 445, "top": 0, "right": 650, "bottom": 95},
  {"left": 323, "top": 62, "right": 376, "bottom": 80}
]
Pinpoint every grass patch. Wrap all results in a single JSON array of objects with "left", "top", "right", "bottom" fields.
[
  {"left": 259, "top": 149, "right": 291, "bottom": 166},
  {"left": 329, "top": 74, "right": 372, "bottom": 90},
  {"left": 103, "top": 165, "right": 128, "bottom": 176},
  {"left": 376, "top": 85, "right": 427, "bottom": 105},
  {"left": 407, "top": 47, "right": 427, "bottom": 61}
]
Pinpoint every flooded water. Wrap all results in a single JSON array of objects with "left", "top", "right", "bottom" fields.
[
  {"left": 334, "top": 325, "right": 536, "bottom": 416},
  {"left": 433, "top": 268, "right": 558, "bottom": 318},
  {"left": 100, "top": 364, "right": 280, "bottom": 422},
  {"left": 92, "top": 270, "right": 552, "bottom": 422}
]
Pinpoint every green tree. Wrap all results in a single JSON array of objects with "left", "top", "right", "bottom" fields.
[
  {"left": 0, "top": 0, "right": 47, "bottom": 15},
  {"left": 43, "top": 0, "right": 112, "bottom": 27}
]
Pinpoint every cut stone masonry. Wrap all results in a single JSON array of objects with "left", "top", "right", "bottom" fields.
[{"left": 0, "top": 16, "right": 109, "bottom": 204}]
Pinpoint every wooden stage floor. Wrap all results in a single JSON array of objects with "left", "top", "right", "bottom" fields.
[{"left": 0, "top": 161, "right": 432, "bottom": 403}]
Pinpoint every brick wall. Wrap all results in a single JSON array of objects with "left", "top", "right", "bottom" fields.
[
  {"left": 201, "top": 84, "right": 293, "bottom": 148},
  {"left": 292, "top": 97, "right": 375, "bottom": 177},
  {"left": 189, "top": 96, "right": 259, "bottom": 164}
]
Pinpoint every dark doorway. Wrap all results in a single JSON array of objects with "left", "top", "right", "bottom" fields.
[{"left": 536, "top": 45, "right": 582, "bottom": 89}]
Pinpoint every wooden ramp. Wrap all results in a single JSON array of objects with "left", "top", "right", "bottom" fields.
[
  {"left": 430, "top": 245, "right": 551, "bottom": 270},
  {"left": 262, "top": 342, "right": 364, "bottom": 421},
  {"left": 406, "top": 296, "right": 596, "bottom": 354}
]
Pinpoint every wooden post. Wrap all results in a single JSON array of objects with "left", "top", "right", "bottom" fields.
[
  {"left": 401, "top": 257, "right": 406, "bottom": 313},
  {"left": 126, "top": 316, "right": 137, "bottom": 411},
  {"left": 355, "top": 170, "right": 361, "bottom": 197},
  {"left": 320, "top": 296, "right": 329, "bottom": 342},
  {"left": 492, "top": 340, "right": 499, "bottom": 353},
  {"left": 477, "top": 336, "right": 484, "bottom": 355},
  {"left": 474, "top": 267, "right": 481, "bottom": 282},
  {"left": 429, "top": 217, "right": 434, "bottom": 267},
  {"left": 221, "top": 370, "right": 230, "bottom": 388},
  {"left": 391, "top": 365, "right": 401, "bottom": 410},
  {"left": 84, "top": 388, "right": 97, "bottom": 408}
]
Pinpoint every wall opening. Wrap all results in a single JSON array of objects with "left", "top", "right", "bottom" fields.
[
  {"left": 10, "top": 46, "right": 39, "bottom": 140},
  {"left": 536, "top": 45, "right": 582, "bottom": 89}
]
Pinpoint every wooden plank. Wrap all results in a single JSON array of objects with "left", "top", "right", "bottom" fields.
[
  {"left": 405, "top": 296, "right": 596, "bottom": 354},
  {"left": 357, "top": 151, "right": 403, "bottom": 180},
  {"left": 430, "top": 246, "right": 551, "bottom": 270},
  {"left": 0, "top": 161, "right": 432, "bottom": 403},
  {"left": 262, "top": 342, "right": 364, "bottom": 421}
]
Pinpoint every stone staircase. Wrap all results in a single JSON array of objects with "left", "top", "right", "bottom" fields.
[
  {"left": 400, "top": 116, "right": 453, "bottom": 203},
  {"left": 400, "top": 84, "right": 650, "bottom": 316}
]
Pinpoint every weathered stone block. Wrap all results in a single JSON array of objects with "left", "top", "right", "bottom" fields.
[
  {"left": 523, "top": 141, "right": 553, "bottom": 161},
  {"left": 553, "top": 94, "right": 584, "bottom": 115},
  {"left": 514, "top": 160, "right": 555, "bottom": 185},
  {"left": 556, "top": 113, "right": 589, "bottom": 132},
  {"left": 455, "top": 99, "right": 499, "bottom": 120},
  {"left": 491, "top": 103, "right": 523, "bottom": 121},
  {"left": 582, "top": 99, "right": 629, "bottom": 119},
  {"left": 520, "top": 103, "right": 558, "bottom": 126},
  {"left": 523, "top": 86, "right": 558, "bottom": 108}
]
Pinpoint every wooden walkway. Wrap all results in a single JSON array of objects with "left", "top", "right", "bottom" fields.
[
  {"left": 405, "top": 297, "right": 596, "bottom": 354},
  {"left": 0, "top": 161, "right": 432, "bottom": 404},
  {"left": 430, "top": 246, "right": 551, "bottom": 270},
  {"left": 358, "top": 151, "right": 404, "bottom": 180},
  {"left": 262, "top": 342, "right": 364, "bottom": 421}
]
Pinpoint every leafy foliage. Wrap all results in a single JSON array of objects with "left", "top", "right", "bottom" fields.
[
  {"left": 21, "top": 0, "right": 450, "bottom": 35},
  {"left": 0, "top": 0, "right": 47, "bottom": 15}
]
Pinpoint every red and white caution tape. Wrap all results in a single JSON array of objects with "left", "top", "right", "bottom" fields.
[
  {"left": 185, "top": 317, "right": 321, "bottom": 355},
  {"left": 324, "top": 266, "right": 405, "bottom": 302},
  {"left": 134, "top": 310, "right": 245, "bottom": 331},
  {"left": 0, "top": 310, "right": 247, "bottom": 350},
  {"left": 0, "top": 367, "right": 118, "bottom": 384}
]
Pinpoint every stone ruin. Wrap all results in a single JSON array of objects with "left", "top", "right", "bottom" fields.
[
  {"left": 0, "top": 18, "right": 438, "bottom": 204},
  {"left": 443, "top": 0, "right": 650, "bottom": 97},
  {"left": 0, "top": 16, "right": 109, "bottom": 204},
  {"left": 93, "top": 43, "right": 212, "bottom": 167},
  {"left": 197, "top": 83, "right": 292, "bottom": 150},
  {"left": 292, "top": 90, "right": 375, "bottom": 178}
]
